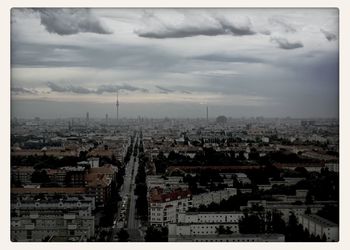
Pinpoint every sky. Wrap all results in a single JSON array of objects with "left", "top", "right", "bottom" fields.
[{"left": 11, "top": 8, "right": 339, "bottom": 119}]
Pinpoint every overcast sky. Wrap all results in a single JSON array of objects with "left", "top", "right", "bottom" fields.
[{"left": 11, "top": 8, "right": 339, "bottom": 119}]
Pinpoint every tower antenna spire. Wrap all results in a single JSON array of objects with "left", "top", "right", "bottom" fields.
[
  {"left": 206, "top": 105, "right": 208, "bottom": 123},
  {"left": 116, "top": 89, "right": 119, "bottom": 121}
]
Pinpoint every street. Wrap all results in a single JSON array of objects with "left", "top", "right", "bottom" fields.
[{"left": 111, "top": 133, "right": 143, "bottom": 241}]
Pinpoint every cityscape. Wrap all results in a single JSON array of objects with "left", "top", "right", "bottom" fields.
[{"left": 10, "top": 8, "right": 339, "bottom": 242}]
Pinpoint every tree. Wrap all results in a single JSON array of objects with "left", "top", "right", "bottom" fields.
[
  {"left": 317, "top": 204, "right": 339, "bottom": 224},
  {"left": 285, "top": 213, "right": 312, "bottom": 242},
  {"left": 144, "top": 225, "right": 168, "bottom": 242},
  {"left": 305, "top": 191, "right": 314, "bottom": 205},
  {"left": 31, "top": 170, "right": 50, "bottom": 183},
  {"left": 117, "top": 229, "right": 129, "bottom": 242},
  {"left": 305, "top": 207, "right": 311, "bottom": 215},
  {"left": 271, "top": 211, "right": 286, "bottom": 234},
  {"left": 111, "top": 181, "right": 121, "bottom": 201},
  {"left": 215, "top": 225, "right": 233, "bottom": 234},
  {"left": 239, "top": 213, "right": 264, "bottom": 234},
  {"left": 322, "top": 233, "right": 327, "bottom": 242}
]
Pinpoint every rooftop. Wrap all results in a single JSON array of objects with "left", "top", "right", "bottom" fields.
[{"left": 149, "top": 187, "right": 191, "bottom": 203}]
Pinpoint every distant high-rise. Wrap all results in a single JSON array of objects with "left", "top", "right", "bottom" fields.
[{"left": 105, "top": 113, "right": 109, "bottom": 125}]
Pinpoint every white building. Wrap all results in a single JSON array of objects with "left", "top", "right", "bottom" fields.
[
  {"left": 242, "top": 200, "right": 326, "bottom": 222},
  {"left": 262, "top": 137, "right": 270, "bottom": 143},
  {"left": 148, "top": 187, "right": 192, "bottom": 226},
  {"left": 87, "top": 157, "right": 99, "bottom": 168},
  {"left": 168, "top": 211, "right": 244, "bottom": 241},
  {"left": 11, "top": 196, "right": 95, "bottom": 242},
  {"left": 192, "top": 188, "right": 237, "bottom": 208},
  {"left": 325, "top": 163, "right": 339, "bottom": 172},
  {"left": 298, "top": 214, "right": 338, "bottom": 242},
  {"left": 148, "top": 186, "right": 238, "bottom": 226}
]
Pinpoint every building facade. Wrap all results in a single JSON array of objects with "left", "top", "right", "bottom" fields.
[
  {"left": 168, "top": 211, "right": 244, "bottom": 241},
  {"left": 11, "top": 196, "right": 95, "bottom": 242},
  {"left": 298, "top": 214, "right": 339, "bottom": 242}
]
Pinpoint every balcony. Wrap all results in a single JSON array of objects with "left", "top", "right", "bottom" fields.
[
  {"left": 24, "top": 224, "right": 35, "bottom": 230},
  {"left": 68, "top": 224, "right": 77, "bottom": 230},
  {"left": 29, "top": 214, "right": 39, "bottom": 219},
  {"left": 64, "top": 214, "right": 76, "bottom": 220}
]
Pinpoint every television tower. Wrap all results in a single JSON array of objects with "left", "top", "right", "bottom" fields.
[
  {"left": 116, "top": 89, "right": 119, "bottom": 121},
  {"left": 86, "top": 112, "right": 89, "bottom": 127},
  {"left": 206, "top": 106, "right": 209, "bottom": 122}
]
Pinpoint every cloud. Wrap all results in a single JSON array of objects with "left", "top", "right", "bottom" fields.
[
  {"left": 47, "top": 82, "right": 68, "bottom": 92},
  {"left": 47, "top": 81, "right": 95, "bottom": 93},
  {"left": 260, "top": 30, "right": 271, "bottom": 35},
  {"left": 11, "top": 41, "right": 181, "bottom": 71},
  {"left": 154, "top": 85, "right": 192, "bottom": 94},
  {"left": 11, "top": 87, "right": 37, "bottom": 95},
  {"left": 270, "top": 37, "right": 303, "bottom": 50},
  {"left": 269, "top": 17, "right": 297, "bottom": 33},
  {"left": 155, "top": 85, "right": 175, "bottom": 94},
  {"left": 193, "top": 54, "right": 264, "bottom": 63},
  {"left": 216, "top": 16, "right": 256, "bottom": 36},
  {"left": 190, "top": 70, "right": 239, "bottom": 78},
  {"left": 320, "top": 29, "right": 337, "bottom": 41},
  {"left": 97, "top": 84, "right": 148, "bottom": 93},
  {"left": 181, "top": 90, "right": 192, "bottom": 94},
  {"left": 47, "top": 82, "right": 149, "bottom": 94},
  {"left": 135, "top": 12, "right": 256, "bottom": 39},
  {"left": 33, "top": 8, "right": 112, "bottom": 35}
]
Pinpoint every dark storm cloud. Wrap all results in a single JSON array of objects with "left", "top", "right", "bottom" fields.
[
  {"left": 47, "top": 82, "right": 67, "bottom": 92},
  {"left": 47, "top": 82, "right": 149, "bottom": 94},
  {"left": 135, "top": 15, "right": 256, "bottom": 39},
  {"left": 11, "top": 87, "right": 37, "bottom": 95},
  {"left": 33, "top": 9, "right": 112, "bottom": 35},
  {"left": 155, "top": 85, "right": 175, "bottom": 94},
  {"left": 47, "top": 82, "right": 94, "bottom": 94},
  {"left": 269, "top": 17, "right": 297, "bottom": 33},
  {"left": 193, "top": 54, "right": 264, "bottom": 63},
  {"left": 320, "top": 29, "right": 337, "bottom": 41},
  {"left": 137, "top": 26, "right": 224, "bottom": 39},
  {"left": 97, "top": 84, "right": 149, "bottom": 93},
  {"left": 271, "top": 37, "right": 303, "bottom": 50}
]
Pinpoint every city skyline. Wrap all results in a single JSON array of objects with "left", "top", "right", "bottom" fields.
[{"left": 11, "top": 9, "right": 338, "bottom": 118}]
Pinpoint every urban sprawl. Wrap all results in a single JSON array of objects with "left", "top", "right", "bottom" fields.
[{"left": 10, "top": 116, "right": 339, "bottom": 242}]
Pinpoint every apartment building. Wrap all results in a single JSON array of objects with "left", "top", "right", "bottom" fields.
[
  {"left": 298, "top": 214, "right": 338, "bottom": 242},
  {"left": 191, "top": 188, "right": 237, "bottom": 208},
  {"left": 146, "top": 175, "right": 188, "bottom": 191},
  {"left": 85, "top": 173, "right": 112, "bottom": 206},
  {"left": 11, "top": 195, "right": 95, "bottom": 242},
  {"left": 11, "top": 166, "right": 35, "bottom": 185},
  {"left": 168, "top": 211, "right": 244, "bottom": 241},
  {"left": 148, "top": 187, "right": 192, "bottom": 226}
]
